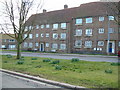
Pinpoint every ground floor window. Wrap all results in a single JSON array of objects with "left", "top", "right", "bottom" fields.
[
  {"left": 85, "top": 41, "right": 92, "bottom": 48},
  {"left": 9, "top": 45, "right": 16, "bottom": 49},
  {"left": 52, "top": 43, "right": 58, "bottom": 49},
  {"left": 60, "top": 44, "right": 66, "bottom": 50}
]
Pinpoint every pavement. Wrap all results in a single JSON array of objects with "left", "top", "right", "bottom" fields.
[
  {"left": 1, "top": 51, "right": 118, "bottom": 62},
  {"left": 0, "top": 69, "right": 85, "bottom": 89}
]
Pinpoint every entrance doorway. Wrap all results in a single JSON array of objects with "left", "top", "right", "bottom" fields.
[
  {"left": 107, "top": 41, "right": 115, "bottom": 53},
  {"left": 40, "top": 43, "right": 44, "bottom": 51}
]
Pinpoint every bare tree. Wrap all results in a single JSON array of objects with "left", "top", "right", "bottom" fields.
[{"left": 0, "top": 0, "right": 43, "bottom": 59}]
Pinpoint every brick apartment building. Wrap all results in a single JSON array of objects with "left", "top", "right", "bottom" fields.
[
  {"left": 0, "top": 33, "right": 17, "bottom": 49},
  {"left": 22, "top": 2, "right": 120, "bottom": 55}
]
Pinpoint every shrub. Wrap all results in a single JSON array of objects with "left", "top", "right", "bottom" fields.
[
  {"left": 55, "top": 65, "right": 62, "bottom": 70},
  {"left": 35, "top": 65, "right": 42, "bottom": 68},
  {"left": 21, "top": 56, "right": 24, "bottom": 58},
  {"left": 17, "top": 61, "right": 24, "bottom": 65},
  {"left": 111, "top": 63, "right": 120, "bottom": 66},
  {"left": 31, "top": 58, "right": 37, "bottom": 60},
  {"left": 71, "top": 58, "right": 79, "bottom": 62},
  {"left": 6, "top": 54, "right": 12, "bottom": 58},
  {"left": 50, "top": 60, "right": 60, "bottom": 64},
  {"left": 3, "top": 61, "right": 8, "bottom": 63},
  {"left": 43, "top": 59, "right": 51, "bottom": 62},
  {"left": 105, "top": 69, "right": 112, "bottom": 74}
]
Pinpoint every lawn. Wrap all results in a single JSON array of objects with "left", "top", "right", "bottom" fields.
[{"left": 1, "top": 55, "right": 119, "bottom": 88}]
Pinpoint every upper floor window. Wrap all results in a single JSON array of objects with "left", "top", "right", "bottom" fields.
[
  {"left": 99, "top": 28, "right": 104, "bottom": 34},
  {"left": 76, "top": 19, "right": 82, "bottom": 25},
  {"left": 46, "top": 33, "right": 49, "bottom": 37},
  {"left": 29, "top": 43, "right": 33, "bottom": 48},
  {"left": 61, "top": 23, "right": 67, "bottom": 29},
  {"left": 25, "top": 26, "right": 28, "bottom": 31},
  {"left": 60, "top": 44, "right": 66, "bottom": 50},
  {"left": 46, "top": 24, "right": 50, "bottom": 28},
  {"left": 36, "top": 34, "right": 39, "bottom": 38},
  {"left": 9, "top": 39, "right": 15, "bottom": 42},
  {"left": 53, "top": 33, "right": 58, "bottom": 39},
  {"left": 109, "top": 28, "right": 114, "bottom": 33},
  {"left": 86, "top": 29, "right": 92, "bottom": 36},
  {"left": 41, "top": 33, "right": 44, "bottom": 37},
  {"left": 36, "top": 25, "right": 39, "bottom": 29},
  {"left": 98, "top": 41, "right": 104, "bottom": 46},
  {"left": 109, "top": 16, "right": 114, "bottom": 20},
  {"left": 41, "top": 25, "right": 44, "bottom": 29},
  {"left": 85, "top": 41, "right": 92, "bottom": 48},
  {"left": 75, "top": 40, "right": 82, "bottom": 47},
  {"left": 60, "top": 33, "right": 66, "bottom": 39},
  {"left": 46, "top": 43, "right": 49, "bottom": 47},
  {"left": 52, "top": 43, "right": 58, "bottom": 49},
  {"left": 119, "top": 42, "right": 120, "bottom": 46},
  {"left": 53, "top": 24, "right": 58, "bottom": 30},
  {"left": 29, "top": 34, "right": 32, "bottom": 39},
  {"left": 75, "top": 29, "right": 82, "bottom": 36},
  {"left": 86, "top": 17, "right": 92, "bottom": 23},
  {"left": 99, "top": 16, "right": 104, "bottom": 21},
  {"left": 35, "top": 43, "right": 39, "bottom": 47}
]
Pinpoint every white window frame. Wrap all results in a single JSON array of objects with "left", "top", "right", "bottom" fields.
[
  {"left": 35, "top": 43, "right": 39, "bottom": 47},
  {"left": 86, "top": 29, "right": 92, "bottom": 36},
  {"left": 41, "top": 25, "right": 44, "bottom": 29},
  {"left": 86, "top": 17, "right": 92, "bottom": 23},
  {"left": 52, "top": 43, "right": 58, "bottom": 49},
  {"left": 29, "top": 34, "right": 32, "bottom": 39},
  {"left": 98, "top": 41, "right": 104, "bottom": 46},
  {"left": 75, "top": 29, "right": 82, "bottom": 36},
  {"left": 76, "top": 18, "right": 82, "bottom": 25},
  {"left": 109, "top": 16, "right": 114, "bottom": 20},
  {"left": 53, "top": 33, "right": 58, "bottom": 39},
  {"left": 53, "top": 24, "right": 58, "bottom": 30},
  {"left": 1, "top": 45, "right": 6, "bottom": 48},
  {"left": 36, "top": 34, "right": 39, "bottom": 38},
  {"left": 29, "top": 43, "right": 33, "bottom": 48},
  {"left": 85, "top": 41, "right": 92, "bottom": 48},
  {"left": 36, "top": 25, "right": 39, "bottom": 29},
  {"left": 24, "top": 42, "right": 28, "bottom": 47},
  {"left": 46, "top": 24, "right": 50, "bottom": 28},
  {"left": 9, "top": 39, "right": 15, "bottom": 42},
  {"left": 99, "top": 28, "right": 104, "bottom": 34},
  {"left": 41, "top": 33, "right": 44, "bottom": 37},
  {"left": 25, "top": 26, "right": 28, "bottom": 31},
  {"left": 109, "top": 28, "right": 114, "bottom": 33},
  {"left": 75, "top": 40, "right": 82, "bottom": 47},
  {"left": 61, "top": 23, "right": 67, "bottom": 29},
  {"left": 24, "top": 34, "right": 27, "bottom": 39},
  {"left": 60, "top": 33, "right": 66, "bottom": 39},
  {"left": 119, "top": 42, "right": 120, "bottom": 47},
  {"left": 99, "top": 16, "right": 104, "bottom": 21},
  {"left": 46, "top": 33, "right": 49, "bottom": 37},
  {"left": 9, "top": 45, "right": 16, "bottom": 49},
  {"left": 46, "top": 43, "right": 49, "bottom": 47},
  {"left": 60, "top": 44, "right": 66, "bottom": 50}
]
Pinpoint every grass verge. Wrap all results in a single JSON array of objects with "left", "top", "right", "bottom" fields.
[{"left": 1, "top": 55, "right": 119, "bottom": 88}]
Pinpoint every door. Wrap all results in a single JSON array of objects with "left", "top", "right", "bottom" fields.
[
  {"left": 109, "top": 43, "right": 112, "bottom": 53},
  {"left": 107, "top": 41, "right": 115, "bottom": 53},
  {"left": 40, "top": 43, "right": 44, "bottom": 51}
]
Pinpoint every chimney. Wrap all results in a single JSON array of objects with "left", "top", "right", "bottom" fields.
[
  {"left": 43, "top": 9, "right": 47, "bottom": 13},
  {"left": 64, "top": 4, "right": 68, "bottom": 9}
]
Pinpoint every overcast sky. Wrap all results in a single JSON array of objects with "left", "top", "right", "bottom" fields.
[{"left": 0, "top": 0, "right": 100, "bottom": 33}]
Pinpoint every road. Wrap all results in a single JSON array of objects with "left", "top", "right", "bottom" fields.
[
  {"left": 1, "top": 71, "right": 61, "bottom": 88},
  {"left": 1, "top": 51, "right": 118, "bottom": 62}
]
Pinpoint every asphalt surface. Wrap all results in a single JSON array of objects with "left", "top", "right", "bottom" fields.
[
  {"left": 1, "top": 51, "right": 118, "bottom": 62},
  {"left": 1, "top": 71, "right": 61, "bottom": 88}
]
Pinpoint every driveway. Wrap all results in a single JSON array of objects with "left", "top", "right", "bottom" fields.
[{"left": 1, "top": 51, "right": 118, "bottom": 62}]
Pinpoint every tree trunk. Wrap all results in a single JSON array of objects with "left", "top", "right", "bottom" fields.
[{"left": 17, "top": 42, "right": 21, "bottom": 59}]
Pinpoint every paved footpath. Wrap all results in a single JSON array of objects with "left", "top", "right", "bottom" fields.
[{"left": 1, "top": 51, "right": 118, "bottom": 62}]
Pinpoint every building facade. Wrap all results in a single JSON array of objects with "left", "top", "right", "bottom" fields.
[
  {"left": 0, "top": 33, "right": 17, "bottom": 49},
  {"left": 22, "top": 2, "right": 120, "bottom": 55}
]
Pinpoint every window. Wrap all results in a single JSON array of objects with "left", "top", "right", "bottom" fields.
[
  {"left": 41, "top": 25, "right": 44, "bottom": 28},
  {"left": 9, "top": 45, "right": 16, "bottom": 49},
  {"left": 24, "top": 42, "right": 28, "bottom": 47},
  {"left": 46, "top": 24, "right": 50, "bottom": 28},
  {"left": 3, "top": 39, "right": 6, "bottom": 42},
  {"left": 53, "top": 33, "right": 58, "bottom": 39},
  {"left": 41, "top": 33, "right": 44, "bottom": 37},
  {"left": 36, "top": 34, "right": 39, "bottom": 38},
  {"left": 53, "top": 24, "right": 58, "bottom": 29},
  {"left": 1, "top": 45, "right": 6, "bottom": 48},
  {"left": 52, "top": 43, "right": 58, "bottom": 49},
  {"left": 109, "top": 28, "right": 114, "bottom": 33},
  {"left": 85, "top": 41, "right": 92, "bottom": 48},
  {"left": 60, "top": 33, "right": 66, "bottom": 39},
  {"left": 9, "top": 39, "right": 15, "bottom": 42},
  {"left": 29, "top": 43, "right": 33, "bottom": 48},
  {"left": 86, "top": 18, "right": 92, "bottom": 23},
  {"left": 46, "top": 43, "right": 49, "bottom": 47},
  {"left": 29, "top": 34, "right": 32, "bottom": 39},
  {"left": 109, "top": 16, "right": 114, "bottom": 20},
  {"left": 75, "top": 29, "right": 82, "bottom": 36},
  {"left": 24, "top": 34, "right": 27, "bottom": 38},
  {"left": 76, "top": 19, "right": 82, "bottom": 25},
  {"left": 99, "top": 17, "right": 104, "bottom": 21},
  {"left": 61, "top": 23, "right": 67, "bottom": 29},
  {"left": 36, "top": 25, "right": 39, "bottom": 29},
  {"left": 29, "top": 26, "right": 33, "bottom": 30},
  {"left": 75, "top": 40, "right": 82, "bottom": 47},
  {"left": 99, "top": 28, "right": 104, "bottom": 34},
  {"left": 60, "top": 44, "right": 66, "bottom": 50},
  {"left": 119, "top": 42, "right": 120, "bottom": 46},
  {"left": 86, "top": 29, "right": 92, "bottom": 36},
  {"left": 25, "top": 26, "right": 28, "bottom": 31},
  {"left": 98, "top": 41, "right": 104, "bottom": 46},
  {"left": 46, "top": 33, "right": 49, "bottom": 37},
  {"left": 35, "top": 43, "right": 39, "bottom": 47}
]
